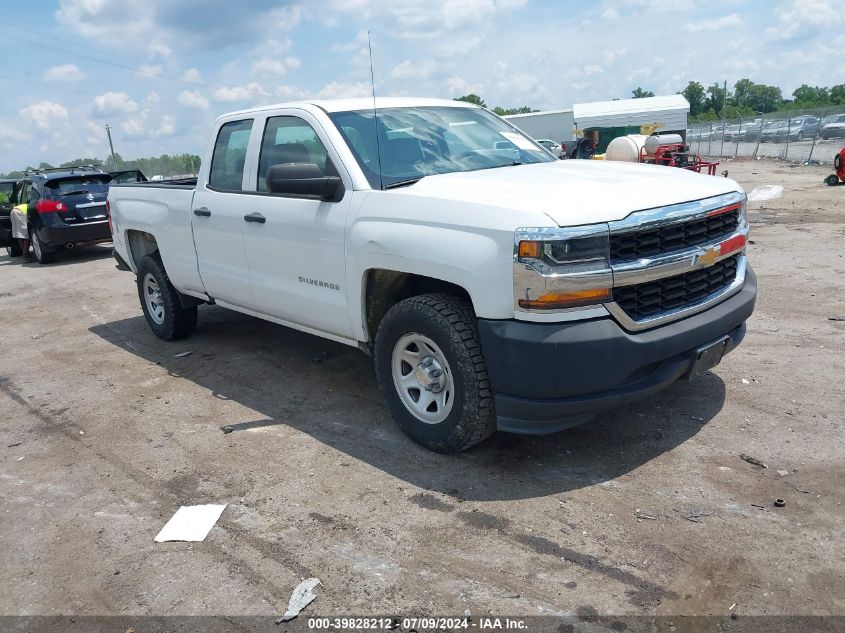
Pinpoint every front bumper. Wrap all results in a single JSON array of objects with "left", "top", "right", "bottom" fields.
[
  {"left": 479, "top": 267, "right": 757, "bottom": 434},
  {"left": 37, "top": 219, "right": 111, "bottom": 248}
]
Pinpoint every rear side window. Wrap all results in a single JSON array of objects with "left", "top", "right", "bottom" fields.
[
  {"left": 46, "top": 176, "right": 111, "bottom": 196},
  {"left": 209, "top": 119, "right": 253, "bottom": 191},
  {"left": 0, "top": 182, "right": 13, "bottom": 203},
  {"left": 257, "top": 116, "right": 335, "bottom": 192}
]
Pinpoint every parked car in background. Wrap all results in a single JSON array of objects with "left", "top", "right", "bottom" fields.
[
  {"left": 0, "top": 178, "right": 22, "bottom": 256},
  {"left": 771, "top": 116, "right": 820, "bottom": 142},
  {"left": 820, "top": 113, "right": 845, "bottom": 139},
  {"left": 723, "top": 125, "right": 742, "bottom": 143},
  {"left": 743, "top": 120, "right": 765, "bottom": 142},
  {"left": 535, "top": 138, "right": 565, "bottom": 158},
  {"left": 108, "top": 169, "right": 148, "bottom": 184},
  {"left": 14, "top": 166, "right": 113, "bottom": 264},
  {"left": 761, "top": 120, "right": 785, "bottom": 143}
]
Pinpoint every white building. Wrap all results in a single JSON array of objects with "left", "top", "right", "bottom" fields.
[
  {"left": 573, "top": 94, "right": 690, "bottom": 135},
  {"left": 503, "top": 109, "right": 575, "bottom": 146}
]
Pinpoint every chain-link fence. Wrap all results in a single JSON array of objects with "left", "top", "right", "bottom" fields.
[{"left": 686, "top": 105, "right": 845, "bottom": 165}]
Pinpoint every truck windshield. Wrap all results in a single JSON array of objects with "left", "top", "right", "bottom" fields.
[{"left": 329, "top": 106, "right": 554, "bottom": 189}]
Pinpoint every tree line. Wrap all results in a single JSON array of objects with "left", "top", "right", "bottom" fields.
[
  {"left": 455, "top": 78, "right": 845, "bottom": 124},
  {"left": 1, "top": 153, "right": 201, "bottom": 179}
]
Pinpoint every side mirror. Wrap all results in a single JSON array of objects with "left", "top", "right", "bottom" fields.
[{"left": 267, "top": 163, "right": 343, "bottom": 201}]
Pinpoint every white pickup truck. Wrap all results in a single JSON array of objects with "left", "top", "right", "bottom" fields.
[{"left": 108, "top": 97, "right": 756, "bottom": 452}]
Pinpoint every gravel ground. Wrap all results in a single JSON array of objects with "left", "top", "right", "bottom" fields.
[{"left": 0, "top": 159, "right": 843, "bottom": 623}]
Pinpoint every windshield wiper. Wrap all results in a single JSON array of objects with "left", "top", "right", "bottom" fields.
[{"left": 383, "top": 176, "right": 424, "bottom": 190}]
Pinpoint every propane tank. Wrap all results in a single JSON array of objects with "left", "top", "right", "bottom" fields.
[
  {"left": 605, "top": 134, "right": 648, "bottom": 163},
  {"left": 644, "top": 134, "right": 684, "bottom": 154}
]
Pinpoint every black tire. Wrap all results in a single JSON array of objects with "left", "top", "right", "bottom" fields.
[
  {"left": 826, "top": 174, "right": 840, "bottom": 187},
  {"left": 834, "top": 153, "right": 842, "bottom": 171},
  {"left": 6, "top": 243, "right": 23, "bottom": 257},
  {"left": 374, "top": 293, "right": 496, "bottom": 453},
  {"left": 136, "top": 254, "right": 197, "bottom": 340},
  {"left": 30, "top": 229, "right": 56, "bottom": 264}
]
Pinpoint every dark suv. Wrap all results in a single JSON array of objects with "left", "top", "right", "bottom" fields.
[{"left": 10, "top": 166, "right": 113, "bottom": 264}]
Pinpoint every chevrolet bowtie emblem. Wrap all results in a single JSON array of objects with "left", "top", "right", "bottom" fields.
[{"left": 695, "top": 246, "right": 720, "bottom": 267}]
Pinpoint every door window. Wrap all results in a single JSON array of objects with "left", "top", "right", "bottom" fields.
[
  {"left": 209, "top": 119, "right": 253, "bottom": 191},
  {"left": 257, "top": 116, "right": 336, "bottom": 192}
]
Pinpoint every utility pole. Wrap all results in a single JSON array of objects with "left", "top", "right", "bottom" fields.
[
  {"left": 105, "top": 124, "right": 118, "bottom": 169},
  {"left": 719, "top": 80, "right": 727, "bottom": 157}
]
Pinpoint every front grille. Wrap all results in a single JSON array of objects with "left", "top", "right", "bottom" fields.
[
  {"left": 613, "top": 255, "right": 740, "bottom": 321},
  {"left": 610, "top": 209, "right": 739, "bottom": 261}
]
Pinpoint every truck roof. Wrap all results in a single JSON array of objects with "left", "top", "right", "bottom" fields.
[{"left": 220, "top": 97, "right": 476, "bottom": 118}]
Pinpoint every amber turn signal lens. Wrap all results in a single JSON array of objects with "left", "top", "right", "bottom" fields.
[
  {"left": 519, "top": 288, "right": 611, "bottom": 310},
  {"left": 518, "top": 240, "right": 542, "bottom": 259}
]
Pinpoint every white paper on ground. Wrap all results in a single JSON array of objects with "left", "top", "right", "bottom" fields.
[
  {"left": 278, "top": 577, "right": 321, "bottom": 622},
  {"left": 154, "top": 504, "right": 226, "bottom": 542},
  {"left": 747, "top": 185, "right": 784, "bottom": 202}
]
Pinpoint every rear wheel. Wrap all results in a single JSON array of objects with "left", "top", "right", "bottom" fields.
[
  {"left": 30, "top": 229, "right": 56, "bottom": 264},
  {"left": 136, "top": 254, "right": 197, "bottom": 340},
  {"left": 374, "top": 293, "right": 496, "bottom": 453}
]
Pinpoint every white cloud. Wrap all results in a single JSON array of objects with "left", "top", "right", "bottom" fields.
[
  {"left": 137, "top": 64, "right": 164, "bottom": 78},
  {"left": 388, "top": 59, "right": 436, "bottom": 80},
  {"left": 43, "top": 64, "right": 86, "bottom": 82},
  {"left": 93, "top": 92, "right": 139, "bottom": 115},
  {"left": 19, "top": 101, "right": 69, "bottom": 130},
  {"left": 178, "top": 90, "right": 210, "bottom": 110},
  {"left": 767, "top": 0, "right": 841, "bottom": 41},
  {"left": 251, "top": 56, "right": 301, "bottom": 76},
  {"left": 213, "top": 82, "right": 268, "bottom": 102},
  {"left": 121, "top": 109, "right": 177, "bottom": 139},
  {"left": 601, "top": 7, "right": 619, "bottom": 19},
  {"left": 183, "top": 68, "right": 202, "bottom": 83},
  {"left": 684, "top": 13, "right": 743, "bottom": 32},
  {"left": 315, "top": 81, "right": 372, "bottom": 99}
]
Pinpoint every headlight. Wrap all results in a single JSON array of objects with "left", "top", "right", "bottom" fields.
[{"left": 514, "top": 225, "right": 612, "bottom": 311}]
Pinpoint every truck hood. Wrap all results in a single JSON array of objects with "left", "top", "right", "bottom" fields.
[{"left": 402, "top": 160, "right": 742, "bottom": 227}]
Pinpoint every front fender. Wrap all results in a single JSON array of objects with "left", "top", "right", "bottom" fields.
[{"left": 346, "top": 219, "right": 515, "bottom": 339}]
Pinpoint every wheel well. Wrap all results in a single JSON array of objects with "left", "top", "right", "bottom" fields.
[
  {"left": 126, "top": 230, "right": 159, "bottom": 269},
  {"left": 364, "top": 269, "right": 472, "bottom": 342}
]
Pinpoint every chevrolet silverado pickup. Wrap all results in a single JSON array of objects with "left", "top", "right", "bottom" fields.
[{"left": 108, "top": 98, "right": 756, "bottom": 452}]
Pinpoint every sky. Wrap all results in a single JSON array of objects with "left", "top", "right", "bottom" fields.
[{"left": 0, "top": 0, "right": 843, "bottom": 172}]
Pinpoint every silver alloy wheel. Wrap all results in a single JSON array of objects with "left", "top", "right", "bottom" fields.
[
  {"left": 142, "top": 273, "right": 166, "bottom": 325},
  {"left": 31, "top": 231, "right": 42, "bottom": 260},
  {"left": 391, "top": 332, "right": 455, "bottom": 424}
]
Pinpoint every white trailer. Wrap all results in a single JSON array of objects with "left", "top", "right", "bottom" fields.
[{"left": 504, "top": 109, "right": 575, "bottom": 147}]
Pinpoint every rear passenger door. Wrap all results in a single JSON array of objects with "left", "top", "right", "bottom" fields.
[
  {"left": 191, "top": 118, "right": 256, "bottom": 310},
  {"left": 240, "top": 112, "right": 353, "bottom": 338}
]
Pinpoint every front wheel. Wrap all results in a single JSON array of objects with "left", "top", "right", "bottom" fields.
[
  {"left": 30, "top": 229, "right": 56, "bottom": 264},
  {"left": 136, "top": 254, "right": 197, "bottom": 340},
  {"left": 374, "top": 294, "right": 496, "bottom": 453}
]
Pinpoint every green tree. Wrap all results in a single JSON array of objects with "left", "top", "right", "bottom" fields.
[
  {"left": 705, "top": 83, "right": 727, "bottom": 116},
  {"left": 492, "top": 105, "right": 537, "bottom": 116},
  {"left": 681, "top": 81, "right": 706, "bottom": 116},
  {"left": 632, "top": 87, "right": 655, "bottom": 99},
  {"left": 792, "top": 84, "right": 829, "bottom": 107},
  {"left": 454, "top": 94, "right": 486, "bottom": 108}
]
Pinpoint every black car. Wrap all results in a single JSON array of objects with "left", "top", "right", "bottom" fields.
[
  {"left": 1, "top": 178, "right": 23, "bottom": 255},
  {"left": 11, "top": 166, "right": 113, "bottom": 264}
]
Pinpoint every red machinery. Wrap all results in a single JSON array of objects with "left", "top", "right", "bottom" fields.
[
  {"left": 825, "top": 147, "right": 845, "bottom": 186},
  {"left": 640, "top": 134, "right": 721, "bottom": 176}
]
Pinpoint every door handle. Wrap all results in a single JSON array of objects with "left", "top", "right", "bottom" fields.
[
  {"left": 193, "top": 207, "right": 211, "bottom": 217},
  {"left": 244, "top": 213, "right": 266, "bottom": 224}
]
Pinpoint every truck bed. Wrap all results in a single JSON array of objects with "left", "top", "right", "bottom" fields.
[{"left": 110, "top": 177, "right": 197, "bottom": 189}]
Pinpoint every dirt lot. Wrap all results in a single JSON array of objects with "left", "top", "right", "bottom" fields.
[{"left": 1, "top": 159, "right": 843, "bottom": 624}]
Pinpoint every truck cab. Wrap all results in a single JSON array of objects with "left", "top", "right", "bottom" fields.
[{"left": 108, "top": 98, "right": 755, "bottom": 452}]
